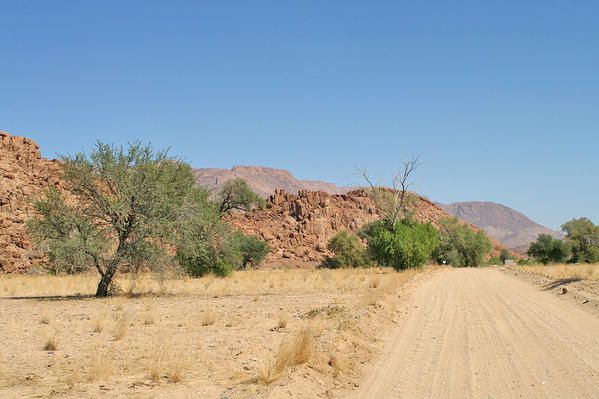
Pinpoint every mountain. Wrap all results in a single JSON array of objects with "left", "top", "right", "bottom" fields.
[
  {"left": 193, "top": 166, "right": 351, "bottom": 198},
  {"left": 440, "top": 201, "right": 560, "bottom": 252}
]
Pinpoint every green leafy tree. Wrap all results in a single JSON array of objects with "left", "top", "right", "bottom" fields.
[
  {"left": 28, "top": 142, "right": 199, "bottom": 297},
  {"left": 527, "top": 234, "right": 571, "bottom": 264},
  {"left": 500, "top": 248, "right": 513, "bottom": 264},
  {"left": 433, "top": 217, "right": 492, "bottom": 267},
  {"left": 323, "top": 231, "right": 370, "bottom": 268},
  {"left": 231, "top": 232, "right": 270, "bottom": 269},
  {"left": 217, "top": 178, "right": 265, "bottom": 214},
  {"left": 361, "top": 220, "right": 438, "bottom": 270},
  {"left": 561, "top": 218, "right": 599, "bottom": 263}
]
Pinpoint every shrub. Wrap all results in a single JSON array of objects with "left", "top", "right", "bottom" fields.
[
  {"left": 323, "top": 231, "right": 370, "bottom": 268},
  {"left": 561, "top": 218, "right": 599, "bottom": 263},
  {"left": 360, "top": 219, "right": 438, "bottom": 270},
  {"left": 527, "top": 234, "right": 571, "bottom": 264},
  {"left": 230, "top": 232, "right": 270, "bottom": 269},
  {"left": 433, "top": 217, "right": 492, "bottom": 267},
  {"left": 500, "top": 248, "right": 513, "bottom": 264}
]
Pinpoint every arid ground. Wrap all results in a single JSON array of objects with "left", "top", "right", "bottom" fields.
[{"left": 1, "top": 265, "right": 598, "bottom": 399}]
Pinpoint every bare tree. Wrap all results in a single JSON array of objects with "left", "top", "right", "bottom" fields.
[{"left": 359, "top": 155, "right": 420, "bottom": 230}]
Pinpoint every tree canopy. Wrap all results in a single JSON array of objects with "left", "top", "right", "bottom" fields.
[
  {"left": 527, "top": 234, "right": 571, "bottom": 264},
  {"left": 562, "top": 218, "right": 599, "bottom": 263},
  {"left": 433, "top": 217, "right": 492, "bottom": 267}
]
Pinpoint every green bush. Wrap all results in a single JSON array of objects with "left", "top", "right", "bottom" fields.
[
  {"left": 229, "top": 232, "right": 270, "bottom": 269},
  {"left": 562, "top": 218, "right": 599, "bottom": 263},
  {"left": 322, "top": 231, "right": 370, "bottom": 268},
  {"left": 433, "top": 217, "right": 492, "bottom": 267},
  {"left": 527, "top": 234, "right": 571, "bottom": 265},
  {"left": 360, "top": 219, "right": 438, "bottom": 270}
]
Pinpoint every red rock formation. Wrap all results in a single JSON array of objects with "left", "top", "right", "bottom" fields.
[
  {"left": 0, "top": 131, "right": 63, "bottom": 272},
  {"left": 229, "top": 188, "right": 503, "bottom": 267}
]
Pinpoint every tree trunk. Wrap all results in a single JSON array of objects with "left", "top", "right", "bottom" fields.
[
  {"left": 95, "top": 274, "right": 111, "bottom": 297},
  {"left": 95, "top": 261, "right": 119, "bottom": 297}
]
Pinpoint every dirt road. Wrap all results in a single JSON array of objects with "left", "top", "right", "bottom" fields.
[{"left": 356, "top": 268, "right": 599, "bottom": 398}]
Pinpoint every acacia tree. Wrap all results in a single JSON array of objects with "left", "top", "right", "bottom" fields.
[
  {"left": 28, "top": 142, "right": 198, "bottom": 297},
  {"left": 217, "top": 178, "right": 265, "bottom": 214}
]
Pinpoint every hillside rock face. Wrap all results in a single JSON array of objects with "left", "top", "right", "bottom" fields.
[
  {"left": 441, "top": 201, "right": 560, "bottom": 252},
  {"left": 229, "top": 189, "right": 498, "bottom": 267},
  {"left": 0, "top": 131, "right": 63, "bottom": 272},
  {"left": 194, "top": 166, "right": 351, "bottom": 198}
]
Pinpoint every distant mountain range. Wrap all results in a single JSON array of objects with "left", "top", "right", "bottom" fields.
[
  {"left": 194, "top": 165, "right": 557, "bottom": 253},
  {"left": 440, "top": 202, "right": 561, "bottom": 252},
  {"left": 193, "top": 165, "right": 351, "bottom": 198}
]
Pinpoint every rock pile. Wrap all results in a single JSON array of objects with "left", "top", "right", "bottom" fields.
[
  {"left": 229, "top": 188, "right": 460, "bottom": 267},
  {"left": 0, "top": 131, "right": 63, "bottom": 272}
]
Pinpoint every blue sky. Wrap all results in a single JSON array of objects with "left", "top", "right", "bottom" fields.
[{"left": 1, "top": 1, "right": 597, "bottom": 229}]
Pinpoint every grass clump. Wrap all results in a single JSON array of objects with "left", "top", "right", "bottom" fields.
[{"left": 258, "top": 326, "right": 314, "bottom": 384}]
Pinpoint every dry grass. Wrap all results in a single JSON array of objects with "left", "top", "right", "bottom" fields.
[
  {"left": 276, "top": 312, "right": 289, "bottom": 329},
  {"left": 519, "top": 264, "right": 599, "bottom": 281},
  {"left": 39, "top": 312, "right": 50, "bottom": 325},
  {"left": 0, "top": 267, "right": 428, "bottom": 397},
  {"left": 43, "top": 335, "right": 59, "bottom": 351},
  {"left": 258, "top": 325, "right": 314, "bottom": 384},
  {"left": 112, "top": 314, "right": 129, "bottom": 340},
  {"left": 200, "top": 310, "right": 217, "bottom": 326},
  {"left": 92, "top": 316, "right": 105, "bottom": 333},
  {"left": 0, "top": 267, "right": 421, "bottom": 298},
  {"left": 147, "top": 341, "right": 189, "bottom": 383},
  {"left": 87, "top": 347, "right": 115, "bottom": 381}
]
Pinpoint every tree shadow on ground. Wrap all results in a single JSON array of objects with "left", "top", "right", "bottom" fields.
[{"left": 542, "top": 278, "right": 582, "bottom": 291}]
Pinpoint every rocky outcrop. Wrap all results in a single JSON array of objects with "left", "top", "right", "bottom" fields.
[
  {"left": 0, "top": 131, "right": 63, "bottom": 272},
  {"left": 229, "top": 188, "right": 494, "bottom": 267}
]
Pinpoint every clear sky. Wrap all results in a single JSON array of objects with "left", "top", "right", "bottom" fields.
[{"left": 1, "top": 1, "right": 598, "bottom": 230}]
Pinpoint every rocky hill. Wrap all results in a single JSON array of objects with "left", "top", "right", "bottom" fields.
[
  {"left": 193, "top": 166, "right": 351, "bottom": 198},
  {"left": 0, "top": 132, "right": 507, "bottom": 272},
  {"left": 0, "top": 131, "right": 64, "bottom": 272},
  {"left": 230, "top": 189, "right": 505, "bottom": 267},
  {"left": 441, "top": 201, "right": 560, "bottom": 252}
]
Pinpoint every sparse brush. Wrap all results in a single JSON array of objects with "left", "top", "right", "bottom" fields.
[
  {"left": 276, "top": 312, "right": 289, "bottom": 329},
  {"left": 112, "top": 315, "right": 129, "bottom": 340},
  {"left": 258, "top": 326, "right": 314, "bottom": 384},
  {"left": 43, "top": 335, "right": 59, "bottom": 351},
  {"left": 87, "top": 348, "right": 114, "bottom": 381},
  {"left": 200, "top": 310, "right": 217, "bottom": 326},
  {"left": 147, "top": 342, "right": 188, "bottom": 383},
  {"left": 143, "top": 310, "right": 157, "bottom": 325},
  {"left": 40, "top": 312, "right": 50, "bottom": 325},
  {"left": 328, "top": 353, "right": 350, "bottom": 374},
  {"left": 92, "top": 317, "right": 105, "bottom": 333},
  {"left": 369, "top": 277, "right": 381, "bottom": 289}
]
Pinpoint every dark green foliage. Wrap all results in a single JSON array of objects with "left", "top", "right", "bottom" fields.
[
  {"left": 527, "top": 234, "right": 572, "bottom": 264},
  {"left": 230, "top": 232, "right": 270, "bottom": 269},
  {"left": 488, "top": 256, "right": 502, "bottom": 266},
  {"left": 360, "top": 220, "right": 438, "bottom": 270},
  {"left": 218, "top": 178, "right": 265, "bottom": 214},
  {"left": 500, "top": 248, "right": 513, "bottom": 264},
  {"left": 561, "top": 218, "right": 599, "bottom": 263},
  {"left": 433, "top": 217, "right": 492, "bottom": 267},
  {"left": 322, "top": 231, "right": 370, "bottom": 268},
  {"left": 28, "top": 142, "right": 198, "bottom": 297}
]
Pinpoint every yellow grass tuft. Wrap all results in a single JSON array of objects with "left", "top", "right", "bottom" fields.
[
  {"left": 43, "top": 335, "right": 59, "bottom": 351},
  {"left": 87, "top": 348, "right": 115, "bottom": 381},
  {"left": 112, "top": 314, "right": 129, "bottom": 340},
  {"left": 200, "top": 310, "right": 217, "bottom": 326},
  {"left": 276, "top": 312, "right": 289, "bottom": 329},
  {"left": 258, "top": 326, "right": 314, "bottom": 384}
]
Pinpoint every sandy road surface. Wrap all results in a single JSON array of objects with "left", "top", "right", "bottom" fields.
[{"left": 356, "top": 268, "right": 599, "bottom": 399}]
